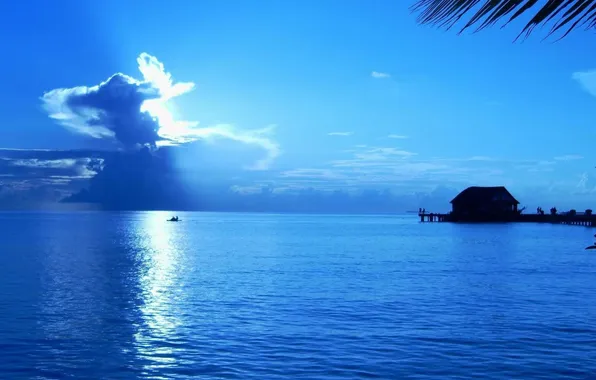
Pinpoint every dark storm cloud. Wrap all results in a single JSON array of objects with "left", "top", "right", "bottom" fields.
[
  {"left": 63, "top": 147, "right": 197, "bottom": 210},
  {"left": 0, "top": 181, "right": 67, "bottom": 209},
  {"left": 65, "top": 74, "right": 162, "bottom": 147}
]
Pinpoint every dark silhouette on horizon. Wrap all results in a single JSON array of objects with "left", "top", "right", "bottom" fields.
[
  {"left": 449, "top": 186, "right": 520, "bottom": 221},
  {"left": 420, "top": 185, "right": 596, "bottom": 227}
]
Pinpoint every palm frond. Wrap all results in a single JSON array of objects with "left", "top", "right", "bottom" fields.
[{"left": 410, "top": 0, "right": 596, "bottom": 40}]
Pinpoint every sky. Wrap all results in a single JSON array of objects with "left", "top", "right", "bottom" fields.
[{"left": 0, "top": 0, "right": 596, "bottom": 212}]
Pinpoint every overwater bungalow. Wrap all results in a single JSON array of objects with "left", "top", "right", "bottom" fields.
[{"left": 450, "top": 186, "right": 520, "bottom": 222}]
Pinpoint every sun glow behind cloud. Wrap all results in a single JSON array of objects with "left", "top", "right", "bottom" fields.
[
  {"left": 136, "top": 53, "right": 198, "bottom": 142},
  {"left": 135, "top": 54, "right": 279, "bottom": 164}
]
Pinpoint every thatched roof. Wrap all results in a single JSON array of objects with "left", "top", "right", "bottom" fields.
[{"left": 451, "top": 186, "right": 520, "bottom": 205}]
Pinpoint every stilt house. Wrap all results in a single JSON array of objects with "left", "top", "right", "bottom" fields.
[{"left": 450, "top": 186, "right": 520, "bottom": 221}]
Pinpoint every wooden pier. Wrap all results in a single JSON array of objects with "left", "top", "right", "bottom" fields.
[
  {"left": 519, "top": 213, "right": 596, "bottom": 227},
  {"left": 419, "top": 212, "right": 449, "bottom": 222},
  {"left": 419, "top": 212, "right": 596, "bottom": 227}
]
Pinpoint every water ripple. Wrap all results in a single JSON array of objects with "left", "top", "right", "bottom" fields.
[{"left": 1, "top": 212, "right": 596, "bottom": 378}]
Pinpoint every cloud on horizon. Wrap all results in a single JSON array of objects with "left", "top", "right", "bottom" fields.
[
  {"left": 271, "top": 144, "right": 593, "bottom": 206},
  {"left": 0, "top": 149, "right": 105, "bottom": 178},
  {"left": 0, "top": 144, "right": 591, "bottom": 212},
  {"left": 0, "top": 144, "right": 482, "bottom": 212}
]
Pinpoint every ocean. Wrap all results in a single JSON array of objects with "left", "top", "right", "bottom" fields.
[{"left": 1, "top": 211, "right": 595, "bottom": 379}]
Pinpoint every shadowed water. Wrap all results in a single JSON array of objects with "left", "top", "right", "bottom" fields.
[{"left": 1, "top": 211, "right": 596, "bottom": 379}]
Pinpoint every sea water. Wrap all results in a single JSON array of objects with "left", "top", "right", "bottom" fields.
[{"left": 1, "top": 211, "right": 595, "bottom": 379}]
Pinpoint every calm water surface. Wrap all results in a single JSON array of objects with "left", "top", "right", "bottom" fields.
[{"left": 1, "top": 212, "right": 596, "bottom": 379}]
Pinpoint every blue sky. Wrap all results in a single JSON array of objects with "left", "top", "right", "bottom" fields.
[{"left": 0, "top": 0, "right": 595, "bottom": 211}]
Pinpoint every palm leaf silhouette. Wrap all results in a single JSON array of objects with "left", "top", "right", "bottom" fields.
[{"left": 411, "top": 1, "right": 596, "bottom": 40}]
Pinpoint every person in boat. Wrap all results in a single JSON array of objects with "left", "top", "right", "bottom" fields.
[{"left": 586, "top": 233, "right": 596, "bottom": 249}]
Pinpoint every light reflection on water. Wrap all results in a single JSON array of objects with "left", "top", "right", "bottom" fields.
[
  {"left": 134, "top": 212, "right": 183, "bottom": 371},
  {"left": 1, "top": 211, "right": 596, "bottom": 379}
]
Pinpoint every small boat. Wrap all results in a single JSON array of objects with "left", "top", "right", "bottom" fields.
[
  {"left": 586, "top": 245, "right": 596, "bottom": 250},
  {"left": 167, "top": 216, "right": 180, "bottom": 222}
]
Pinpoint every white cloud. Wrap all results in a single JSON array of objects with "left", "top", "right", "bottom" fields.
[
  {"left": 11, "top": 158, "right": 80, "bottom": 169},
  {"left": 514, "top": 159, "right": 557, "bottom": 172},
  {"left": 576, "top": 172, "right": 589, "bottom": 191},
  {"left": 293, "top": 145, "right": 518, "bottom": 190},
  {"left": 353, "top": 147, "right": 417, "bottom": 162},
  {"left": 229, "top": 185, "right": 266, "bottom": 195},
  {"left": 572, "top": 70, "right": 596, "bottom": 97},
  {"left": 387, "top": 134, "right": 408, "bottom": 139},
  {"left": 42, "top": 85, "right": 116, "bottom": 139},
  {"left": 280, "top": 168, "right": 344, "bottom": 180},
  {"left": 467, "top": 156, "right": 493, "bottom": 161},
  {"left": 0, "top": 156, "right": 102, "bottom": 180},
  {"left": 554, "top": 154, "right": 583, "bottom": 161},
  {"left": 179, "top": 124, "right": 280, "bottom": 170},
  {"left": 371, "top": 71, "right": 391, "bottom": 79},
  {"left": 331, "top": 146, "right": 419, "bottom": 169},
  {"left": 327, "top": 131, "right": 354, "bottom": 136}
]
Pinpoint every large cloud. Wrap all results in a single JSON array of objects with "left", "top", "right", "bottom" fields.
[
  {"left": 41, "top": 53, "right": 279, "bottom": 168},
  {"left": 35, "top": 53, "right": 285, "bottom": 210},
  {"left": 41, "top": 53, "right": 192, "bottom": 147}
]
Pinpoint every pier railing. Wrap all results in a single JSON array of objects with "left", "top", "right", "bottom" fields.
[{"left": 419, "top": 212, "right": 596, "bottom": 226}]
